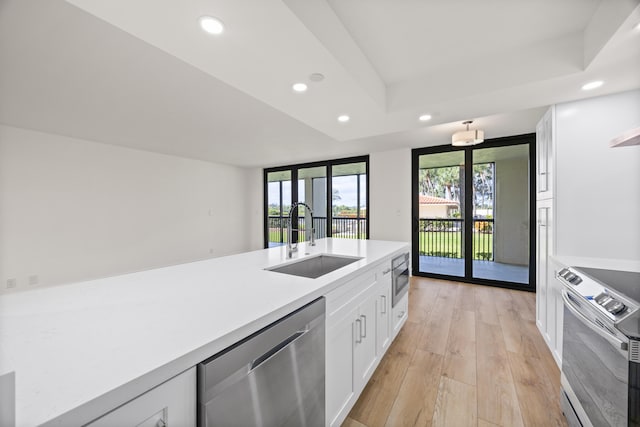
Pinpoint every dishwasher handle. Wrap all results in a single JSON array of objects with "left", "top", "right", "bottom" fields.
[{"left": 250, "top": 328, "right": 308, "bottom": 371}]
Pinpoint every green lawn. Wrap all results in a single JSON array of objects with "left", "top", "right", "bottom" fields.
[
  {"left": 269, "top": 229, "right": 491, "bottom": 259},
  {"left": 419, "top": 231, "right": 493, "bottom": 260}
]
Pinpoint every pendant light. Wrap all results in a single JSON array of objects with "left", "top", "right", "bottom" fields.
[{"left": 452, "top": 120, "right": 484, "bottom": 146}]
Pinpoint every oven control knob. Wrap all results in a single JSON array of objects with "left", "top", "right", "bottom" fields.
[
  {"left": 604, "top": 299, "right": 626, "bottom": 315},
  {"left": 567, "top": 275, "right": 582, "bottom": 285}
]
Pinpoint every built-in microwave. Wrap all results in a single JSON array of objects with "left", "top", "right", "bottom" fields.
[{"left": 391, "top": 253, "right": 410, "bottom": 307}]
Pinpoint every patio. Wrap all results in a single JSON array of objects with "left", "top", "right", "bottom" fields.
[{"left": 418, "top": 255, "right": 529, "bottom": 284}]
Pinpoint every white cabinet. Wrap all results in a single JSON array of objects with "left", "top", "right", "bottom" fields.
[
  {"left": 88, "top": 367, "right": 196, "bottom": 427},
  {"left": 536, "top": 200, "right": 552, "bottom": 341},
  {"left": 353, "top": 291, "right": 379, "bottom": 391},
  {"left": 325, "top": 259, "right": 401, "bottom": 427},
  {"left": 536, "top": 106, "right": 554, "bottom": 200},
  {"left": 535, "top": 106, "right": 561, "bottom": 367},
  {"left": 375, "top": 269, "right": 392, "bottom": 355}
]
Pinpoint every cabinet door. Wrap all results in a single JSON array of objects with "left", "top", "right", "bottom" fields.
[
  {"left": 88, "top": 367, "right": 196, "bottom": 427},
  {"left": 536, "top": 203, "right": 550, "bottom": 336},
  {"left": 376, "top": 275, "right": 392, "bottom": 355},
  {"left": 326, "top": 306, "right": 358, "bottom": 427},
  {"left": 353, "top": 291, "right": 378, "bottom": 393},
  {"left": 536, "top": 107, "right": 554, "bottom": 199}
]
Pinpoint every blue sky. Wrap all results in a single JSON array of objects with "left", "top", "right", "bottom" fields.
[{"left": 268, "top": 175, "right": 366, "bottom": 208}]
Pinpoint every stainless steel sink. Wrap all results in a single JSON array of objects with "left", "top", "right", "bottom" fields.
[{"left": 266, "top": 254, "right": 362, "bottom": 279}]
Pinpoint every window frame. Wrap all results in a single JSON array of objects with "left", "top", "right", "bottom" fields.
[{"left": 263, "top": 155, "right": 370, "bottom": 248}]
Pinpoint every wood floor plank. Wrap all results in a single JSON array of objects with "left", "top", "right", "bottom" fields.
[
  {"left": 455, "top": 283, "right": 477, "bottom": 312},
  {"left": 478, "top": 419, "right": 501, "bottom": 427},
  {"left": 408, "top": 284, "right": 437, "bottom": 324},
  {"left": 432, "top": 377, "right": 477, "bottom": 427},
  {"left": 384, "top": 349, "right": 444, "bottom": 427},
  {"left": 342, "top": 417, "right": 368, "bottom": 427},
  {"left": 417, "top": 286, "right": 457, "bottom": 355},
  {"left": 442, "top": 309, "right": 476, "bottom": 386},
  {"left": 474, "top": 285, "right": 501, "bottom": 326},
  {"left": 498, "top": 309, "right": 541, "bottom": 358},
  {"left": 349, "top": 383, "right": 397, "bottom": 427},
  {"left": 391, "top": 320, "right": 422, "bottom": 358},
  {"left": 476, "top": 321, "right": 524, "bottom": 427},
  {"left": 507, "top": 351, "right": 567, "bottom": 427},
  {"left": 509, "top": 290, "right": 536, "bottom": 322}
]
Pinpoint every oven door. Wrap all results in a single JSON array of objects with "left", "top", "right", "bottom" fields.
[{"left": 561, "top": 289, "right": 629, "bottom": 427}]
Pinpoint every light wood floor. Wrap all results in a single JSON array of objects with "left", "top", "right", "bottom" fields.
[{"left": 343, "top": 276, "right": 567, "bottom": 427}]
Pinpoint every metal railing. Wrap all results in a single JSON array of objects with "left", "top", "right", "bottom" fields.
[
  {"left": 418, "top": 218, "right": 494, "bottom": 260},
  {"left": 267, "top": 216, "right": 366, "bottom": 244}
]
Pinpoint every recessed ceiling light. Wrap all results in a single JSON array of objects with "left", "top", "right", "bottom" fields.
[
  {"left": 337, "top": 115, "right": 350, "bottom": 123},
  {"left": 292, "top": 83, "right": 308, "bottom": 93},
  {"left": 419, "top": 114, "right": 432, "bottom": 122},
  {"left": 582, "top": 80, "right": 603, "bottom": 91},
  {"left": 199, "top": 16, "right": 224, "bottom": 35}
]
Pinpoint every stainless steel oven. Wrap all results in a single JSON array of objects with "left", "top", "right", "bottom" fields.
[
  {"left": 556, "top": 266, "right": 640, "bottom": 427},
  {"left": 392, "top": 253, "right": 410, "bottom": 307}
]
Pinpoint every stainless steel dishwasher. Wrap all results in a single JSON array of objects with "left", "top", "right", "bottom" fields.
[{"left": 198, "top": 298, "right": 325, "bottom": 427}]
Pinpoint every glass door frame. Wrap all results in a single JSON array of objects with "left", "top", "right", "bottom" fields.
[
  {"left": 411, "top": 134, "right": 536, "bottom": 292},
  {"left": 263, "top": 155, "right": 370, "bottom": 248}
]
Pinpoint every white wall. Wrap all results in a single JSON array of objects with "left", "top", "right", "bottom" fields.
[
  {"left": 0, "top": 125, "right": 259, "bottom": 293},
  {"left": 369, "top": 148, "right": 412, "bottom": 243},
  {"left": 494, "top": 157, "right": 529, "bottom": 265},
  {"left": 555, "top": 90, "right": 640, "bottom": 260}
]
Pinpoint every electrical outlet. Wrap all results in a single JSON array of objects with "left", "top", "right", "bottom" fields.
[
  {"left": 28, "top": 275, "right": 39, "bottom": 286},
  {"left": 6, "top": 278, "right": 16, "bottom": 289}
]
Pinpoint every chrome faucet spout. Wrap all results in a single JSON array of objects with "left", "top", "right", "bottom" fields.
[{"left": 287, "top": 202, "right": 316, "bottom": 258}]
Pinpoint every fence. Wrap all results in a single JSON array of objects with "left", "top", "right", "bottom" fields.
[
  {"left": 267, "top": 216, "right": 366, "bottom": 244},
  {"left": 418, "top": 218, "right": 494, "bottom": 260}
]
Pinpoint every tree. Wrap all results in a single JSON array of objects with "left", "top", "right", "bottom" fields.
[{"left": 419, "top": 166, "right": 462, "bottom": 201}]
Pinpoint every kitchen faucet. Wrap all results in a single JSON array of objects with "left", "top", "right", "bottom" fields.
[{"left": 287, "top": 202, "right": 315, "bottom": 258}]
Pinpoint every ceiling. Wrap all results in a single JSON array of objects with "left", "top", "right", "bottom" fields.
[{"left": 1, "top": 0, "right": 639, "bottom": 168}]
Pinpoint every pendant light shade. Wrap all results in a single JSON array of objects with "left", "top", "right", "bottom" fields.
[{"left": 452, "top": 120, "right": 484, "bottom": 146}]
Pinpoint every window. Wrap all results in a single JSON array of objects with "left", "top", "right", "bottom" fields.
[{"left": 264, "top": 156, "right": 369, "bottom": 248}]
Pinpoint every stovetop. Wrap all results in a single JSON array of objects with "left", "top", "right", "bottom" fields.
[
  {"left": 575, "top": 267, "right": 640, "bottom": 303},
  {"left": 558, "top": 266, "right": 640, "bottom": 339}
]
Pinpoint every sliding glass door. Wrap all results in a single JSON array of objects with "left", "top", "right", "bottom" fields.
[
  {"left": 412, "top": 135, "right": 534, "bottom": 290},
  {"left": 415, "top": 150, "right": 466, "bottom": 278}
]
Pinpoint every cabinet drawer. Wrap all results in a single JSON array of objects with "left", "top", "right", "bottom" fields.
[
  {"left": 325, "top": 269, "right": 376, "bottom": 327},
  {"left": 392, "top": 294, "right": 408, "bottom": 335},
  {"left": 88, "top": 368, "right": 196, "bottom": 427}
]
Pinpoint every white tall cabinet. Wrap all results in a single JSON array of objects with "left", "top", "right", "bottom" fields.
[{"left": 535, "top": 107, "right": 562, "bottom": 367}]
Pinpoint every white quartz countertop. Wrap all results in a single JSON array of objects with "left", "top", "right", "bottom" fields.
[{"left": 0, "top": 238, "right": 409, "bottom": 426}]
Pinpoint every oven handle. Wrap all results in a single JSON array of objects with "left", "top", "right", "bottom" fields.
[{"left": 562, "top": 290, "right": 629, "bottom": 358}]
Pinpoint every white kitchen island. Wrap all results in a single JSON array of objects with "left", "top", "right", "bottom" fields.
[{"left": 0, "top": 238, "right": 409, "bottom": 426}]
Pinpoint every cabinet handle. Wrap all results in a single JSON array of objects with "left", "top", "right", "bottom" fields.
[
  {"left": 398, "top": 311, "right": 405, "bottom": 319},
  {"left": 382, "top": 268, "right": 391, "bottom": 275},
  {"left": 355, "top": 318, "right": 362, "bottom": 343},
  {"left": 156, "top": 420, "right": 166, "bottom": 427},
  {"left": 381, "top": 295, "right": 387, "bottom": 314},
  {"left": 360, "top": 315, "right": 367, "bottom": 338}
]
